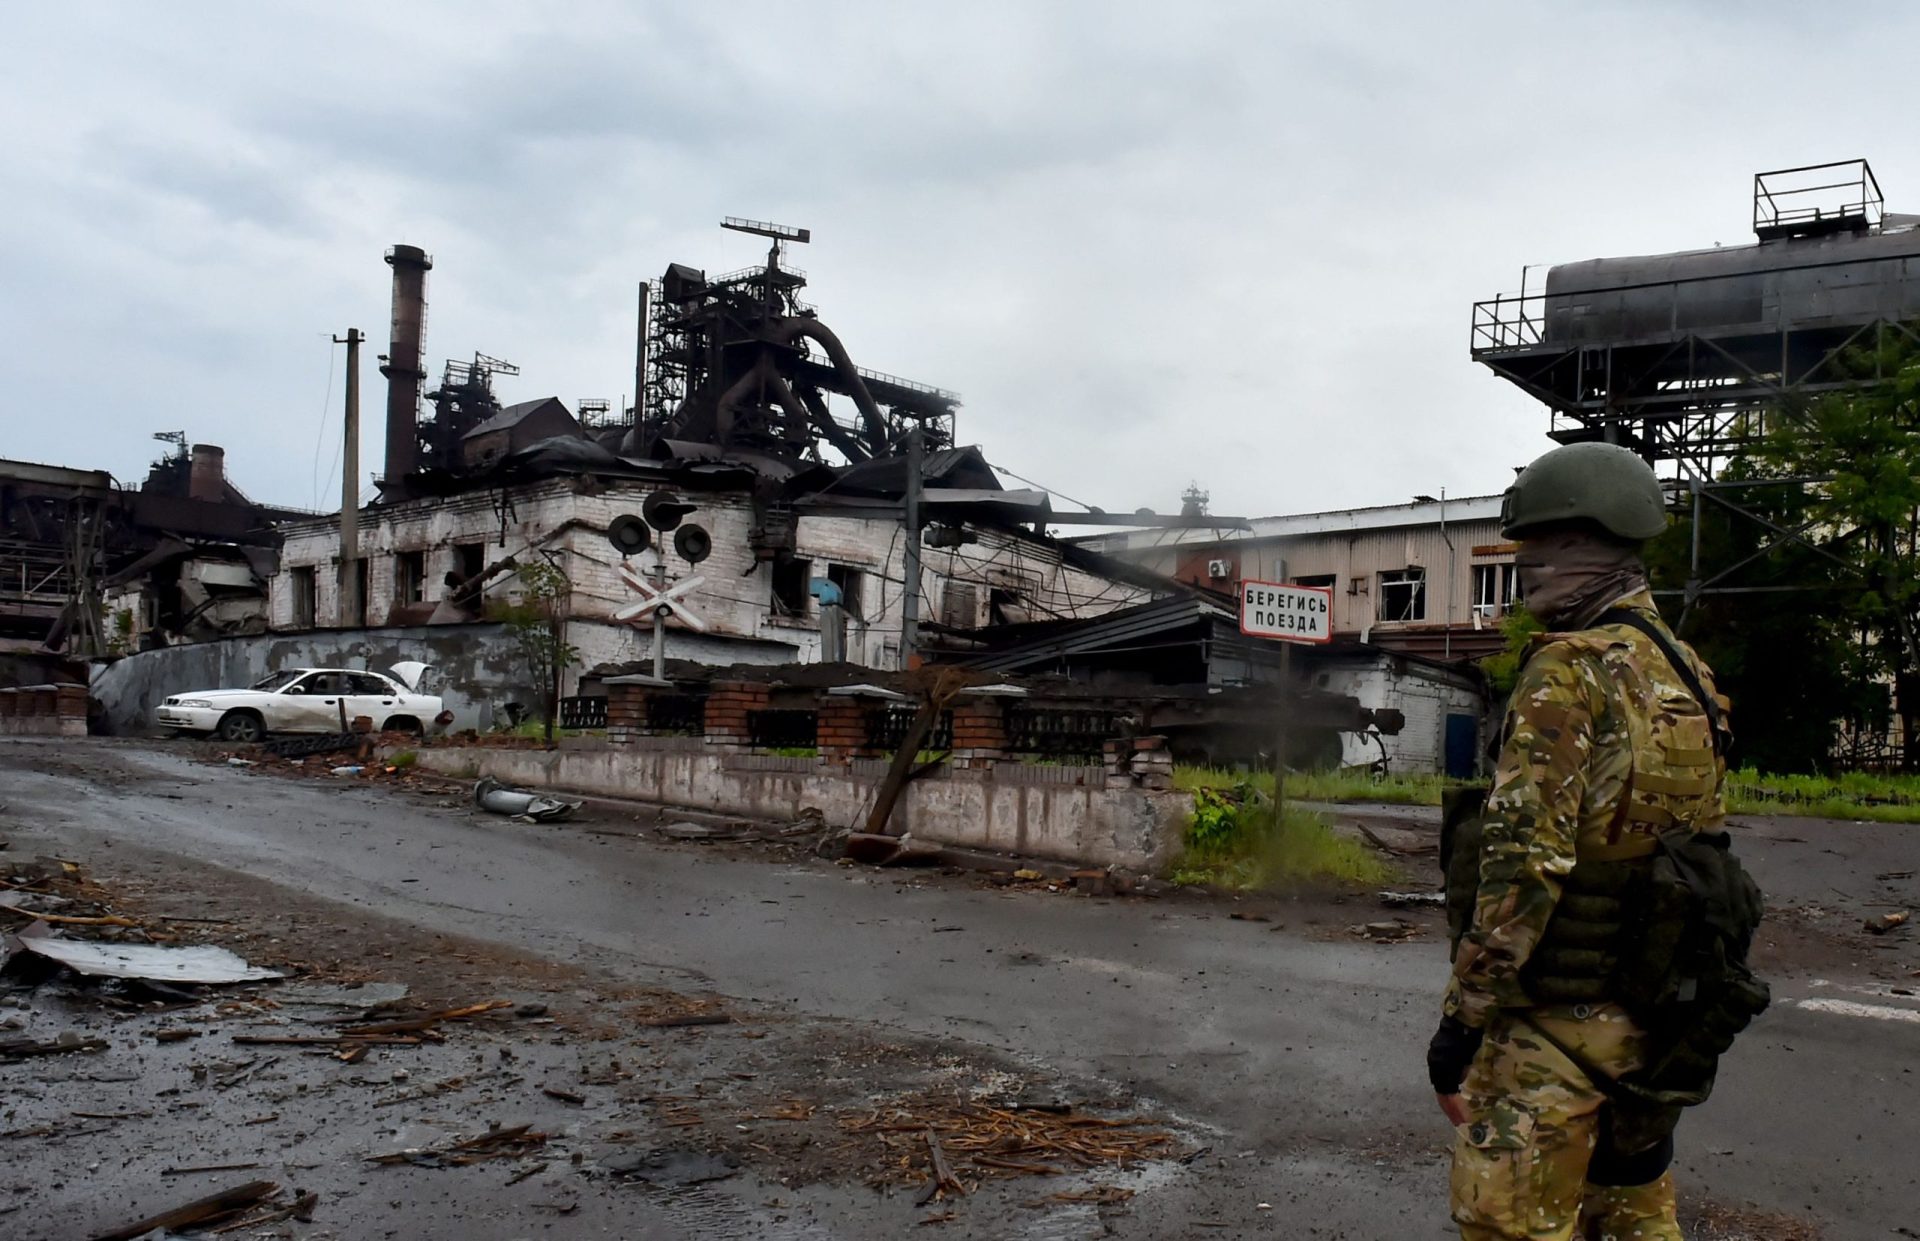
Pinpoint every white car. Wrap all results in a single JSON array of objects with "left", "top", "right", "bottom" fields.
[{"left": 156, "top": 662, "right": 446, "bottom": 743}]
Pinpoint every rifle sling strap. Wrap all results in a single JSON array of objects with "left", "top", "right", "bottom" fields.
[{"left": 1594, "top": 608, "right": 1728, "bottom": 759}]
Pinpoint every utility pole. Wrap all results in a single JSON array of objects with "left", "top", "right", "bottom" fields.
[
  {"left": 899, "top": 424, "right": 924, "bottom": 669},
  {"left": 652, "top": 539, "right": 668, "bottom": 681},
  {"left": 334, "top": 329, "right": 363, "bottom": 626}
]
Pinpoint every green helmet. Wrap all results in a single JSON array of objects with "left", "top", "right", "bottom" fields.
[{"left": 1500, "top": 442, "right": 1667, "bottom": 541}]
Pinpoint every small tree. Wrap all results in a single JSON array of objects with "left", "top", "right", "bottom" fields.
[
  {"left": 1477, "top": 605, "right": 1545, "bottom": 697},
  {"left": 502, "top": 560, "right": 580, "bottom": 744}
]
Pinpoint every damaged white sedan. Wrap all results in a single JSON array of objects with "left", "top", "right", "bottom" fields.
[{"left": 156, "top": 661, "right": 447, "bottom": 742}]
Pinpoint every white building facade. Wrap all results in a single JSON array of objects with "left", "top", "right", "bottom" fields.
[{"left": 270, "top": 475, "right": 1152, "bottom": 693}]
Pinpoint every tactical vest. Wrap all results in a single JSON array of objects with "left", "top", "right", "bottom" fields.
[{"left": 1442, "top": 606, "right": 1739, "bottom": 1005}]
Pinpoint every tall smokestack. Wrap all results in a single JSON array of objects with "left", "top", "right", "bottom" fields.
[
  {"left": 379, "top": 244, "right": 432, "bottom": 494},
  {"left": 188, "top": 444, "right": 225, "bottom": 501}
]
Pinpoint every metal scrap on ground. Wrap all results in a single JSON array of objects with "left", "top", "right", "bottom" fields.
[
  {"left": 473, "top": 776, "right": 582, "bottom": 822},
  {"left": 21, "top": 937, "right": 284, "bottom": 984}
]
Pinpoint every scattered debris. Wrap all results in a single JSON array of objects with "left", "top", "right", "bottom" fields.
[
  {"left": 602, "top": 1148, "right": 740, "bottom": 1186},
  {"left": 88, "top": 1179, "right": 280, "bottom": 1241},
  {"left": 369, "top": 1123, "right": 548, "bottom": 1168},
  {"left": 274, "top": 981, "right": 411, "bottom": 1011},
  {"left": 543, "top": 1086, "right": 586, "bottom": 1105},
  {"left": 1012, "top": 869, "right": 1045, "bottom": 882},
  {"left": 1877, "top": 870, "right": 1915, "bottom": 881},
  {"left": 164, "top": 1161, "right": 264, "bottom": 1176},
  {"left": 21, "top": 937, "right": 283, "bottom": 984},
  {"left": 474, "top": 777, "right": 581, "bottom": 823},
  {"left": 660, "top": 821, "right": 751, "bottom": 842},
  {"left": 640, "top": 1012, "right": 734, "bottom": 1029},
  {"left": 1865, "top": 910, "right": 1911, "bottom": 934},
  {"left": 1, "top": 1032, "right": 109, "bottom": 1059},
  {"left": 1351, "top": 919, "right": 1421, "bottom": 942},
  {"left": 917, "top": 1128, "right": 967, "bottom": 1205},
  {"left": 1227, "top": 911, "right": 1270, "bottom": 923},
  {"left": 207, "top": 1189, "right": 319, "bottom": 1234},
  {"left": 338, "top": 997, "right": 513, "bottom": 1036},
  {"left": 842, "top": 1099, "right": 1174, "bottom": 1191},
  {"left": 1377, "top": 890, "right": 1446, "bottom": 908}
]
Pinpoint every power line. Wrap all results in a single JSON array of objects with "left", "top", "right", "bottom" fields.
[{"left": 309, "top": 337, "right": 337, "bottom": 510}]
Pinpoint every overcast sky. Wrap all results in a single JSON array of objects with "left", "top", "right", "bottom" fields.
[{"left": 4, "top": 3, "right": 1913, "bottom": 521}]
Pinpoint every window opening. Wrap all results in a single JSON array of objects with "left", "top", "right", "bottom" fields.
[
  {"left": 290, "top": 566, "right": 317, "bottom": 629},
  {"left": 1378, "top": 568, "right": 1427, "bottom": 622},
  {"left": 771, "top": 556, "right": 813, "bottom": 617}
]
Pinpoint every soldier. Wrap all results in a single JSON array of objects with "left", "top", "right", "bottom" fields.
[{"left": 1428, "top": 443, "right": 1767, "bottom": 1240}]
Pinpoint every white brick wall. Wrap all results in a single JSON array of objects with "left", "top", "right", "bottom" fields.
[{"left": 269, "top": 476, "right": 1152, "bottom": 677}]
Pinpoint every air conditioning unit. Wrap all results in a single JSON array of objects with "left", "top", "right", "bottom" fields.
[{"left": 1207, "top": 559, "right": 1232, "bottom": 580}]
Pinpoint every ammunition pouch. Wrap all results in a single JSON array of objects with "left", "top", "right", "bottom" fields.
[
  {"left": 1439, "top": 784, "right": 1490, "bottom": 956},
  {"left": 1515, "top": 828, "right": 1771, "bottom": 1155}
]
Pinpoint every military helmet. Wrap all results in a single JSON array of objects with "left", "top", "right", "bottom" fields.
[{"left": 1500, "top": 442, "right": 1668, "bottom": 541}]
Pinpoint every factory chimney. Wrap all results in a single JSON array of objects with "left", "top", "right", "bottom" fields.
[
  {"left": 378, "top": 244, "right": 433, "bottom": 495},
  {"left": 188, "top": 444, "right": 226, "bottom": 501}
]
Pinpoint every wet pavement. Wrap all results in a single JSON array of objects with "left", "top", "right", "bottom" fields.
[{"left": 2, "top": 737, "right": 1915, "bottom": 1238}]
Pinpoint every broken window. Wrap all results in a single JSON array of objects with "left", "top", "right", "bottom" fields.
[
  {"left": 825, "top": 564, "right": 866, "bottom": 622},
  {"left": 771, "top": 555, "right": 813, "bottom": 617},
  {"left": 1378, "top": 568, "right": 1426, "bottom": 622},
  {"left": 941, "top": 580, "right": 981, "bottom": 628},
  {"left": 395, "top": 550, "right": 427, "bottom": 605},
  {"left": 1289, "top": 573, "right": 1336, "bottom": 591},
  {"left": 289, "top": 566, "right": 316, "bottom": 629},
  {"left": 1472, "top": 563, "right": 1520, "bottom": 618}
]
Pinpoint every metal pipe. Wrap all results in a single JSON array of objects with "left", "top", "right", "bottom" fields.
[
  {"left": 770, "top": 317, "right": 890, "bottom": 449},
  {"left": 900, "top": 424, "right": 923, "bottom": 669}
]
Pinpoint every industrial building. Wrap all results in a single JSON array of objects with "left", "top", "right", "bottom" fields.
[{"left": 1082, "top": 495, "right": 1517, "bottom": 664}]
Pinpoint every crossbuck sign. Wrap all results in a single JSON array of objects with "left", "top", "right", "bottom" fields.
[{"left": 1239, "top": 579, "right": 1333, "bottom": 644}]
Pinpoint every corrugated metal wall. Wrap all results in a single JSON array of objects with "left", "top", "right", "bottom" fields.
[{"left": 1236, "top": 518, "right": 1509, "bottom": 634}]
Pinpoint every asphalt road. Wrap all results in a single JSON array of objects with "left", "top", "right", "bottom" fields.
[{"left": 3, "top": 738, "right": 1914, "bottom": 1238}]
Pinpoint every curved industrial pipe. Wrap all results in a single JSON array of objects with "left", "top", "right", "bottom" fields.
[{"left": 769, "top": 317, "right": 891, "bottom": 450}]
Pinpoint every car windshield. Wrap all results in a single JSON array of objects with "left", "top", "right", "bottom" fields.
[{"left": 249, "top": 670, "right": 306, "bottom": 692}]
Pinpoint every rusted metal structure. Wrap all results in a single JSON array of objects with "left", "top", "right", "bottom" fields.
[
  {"left": 636, "top": 219, "right": 960, "bottom": 464},
  {"left": 1, "top": 445, "right": 306, "bottom": 659}
]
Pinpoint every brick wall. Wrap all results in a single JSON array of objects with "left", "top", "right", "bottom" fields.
[{"left": 0, "top": 684, "right": 88, "bottom": 737}]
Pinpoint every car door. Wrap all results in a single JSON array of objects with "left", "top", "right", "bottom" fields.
[
  {"left": 345, "top": 672, "right": 400, "bottom": 728},
  {"left": 279, "top": 671, "right": 351, "bottom": 733}
]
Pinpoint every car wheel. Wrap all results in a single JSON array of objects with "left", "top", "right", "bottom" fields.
[{"left": 216, "top": 710, "right": 265, "bottom": 743}]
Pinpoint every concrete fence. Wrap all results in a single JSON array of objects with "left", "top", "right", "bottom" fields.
[{"left": 415, "top": 678, "right": 1193, "bottom": 872}]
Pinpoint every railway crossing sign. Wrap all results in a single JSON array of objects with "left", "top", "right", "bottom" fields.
[
  {"left": 1238, "top": 579, "right": 1333, "bottom": 644},
  {"left": 616, "top": 562, "right": 709, "bottom": 633}
]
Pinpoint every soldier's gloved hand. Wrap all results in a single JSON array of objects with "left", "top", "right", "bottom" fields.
[{"left": 1427, "top": 1015, "right": 1485, "bottom": 1095}]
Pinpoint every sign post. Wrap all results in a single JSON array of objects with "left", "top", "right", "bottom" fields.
[{"left": 1238, "top": 580, "right": 1334, "bottom": 829}]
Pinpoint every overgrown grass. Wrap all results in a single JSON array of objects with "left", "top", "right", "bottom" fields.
[
  {"left": 1178, "top": 763, "right": 1920, "bottom": 823},
  {"left": 1727, "top": 768, "right": 1920, "bottom": 823},
  {"left": 1174, "top": 764, "right": 1461, "bottom": 807},
  {"left": 1169, "top": 784, "right": 1396, "bottom": 890},
  {"left": 389, "top": 750, "right": 418, "bottom": 769}
]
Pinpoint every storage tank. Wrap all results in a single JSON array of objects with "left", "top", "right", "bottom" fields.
[{"left": 1543, "top": 219, "right": 1920, "bottom": 347}]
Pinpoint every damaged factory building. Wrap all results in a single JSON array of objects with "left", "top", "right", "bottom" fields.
[
  {"left": 269, "top": 224, "right": 1188, "bottom": 691},
  {"left": 79, "top": 219, "right": 1481, "bottom": 772}
]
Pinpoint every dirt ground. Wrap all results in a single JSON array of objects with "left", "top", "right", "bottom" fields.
[
  {"left": 2, "top": 737, "right": 1895, "bottom": 1238},
  {"left": 1, "top": 829, "right": 1193, "bottom": 1239}
]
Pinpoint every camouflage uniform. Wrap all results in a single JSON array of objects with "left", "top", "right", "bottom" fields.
[{"left": 1445, "top": 589, "right": 1727, "bottom": 1240}]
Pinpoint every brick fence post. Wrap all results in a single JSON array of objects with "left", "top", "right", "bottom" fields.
[
  {"left": 816, "top": 696, "right": 873, "bottom": 766},
  {"left": 0, "top": 689, "right": 17, "bottom": 735},
  {"left": 704, "top": 680, "right": 770, "bottom": 750},
  {"left": 951, "top": 699, "right": 1009, "bottom": 771},
  {"left": 55, "top": 684, "right": 88, "bottom": 738},
  {"left": 1104, "top": 734, "right": 1172, "bottom": 790}
]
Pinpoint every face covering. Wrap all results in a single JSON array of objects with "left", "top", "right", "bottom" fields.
[{"left": 1514, "top": 529, "right": 1648, "bottom": 628}]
